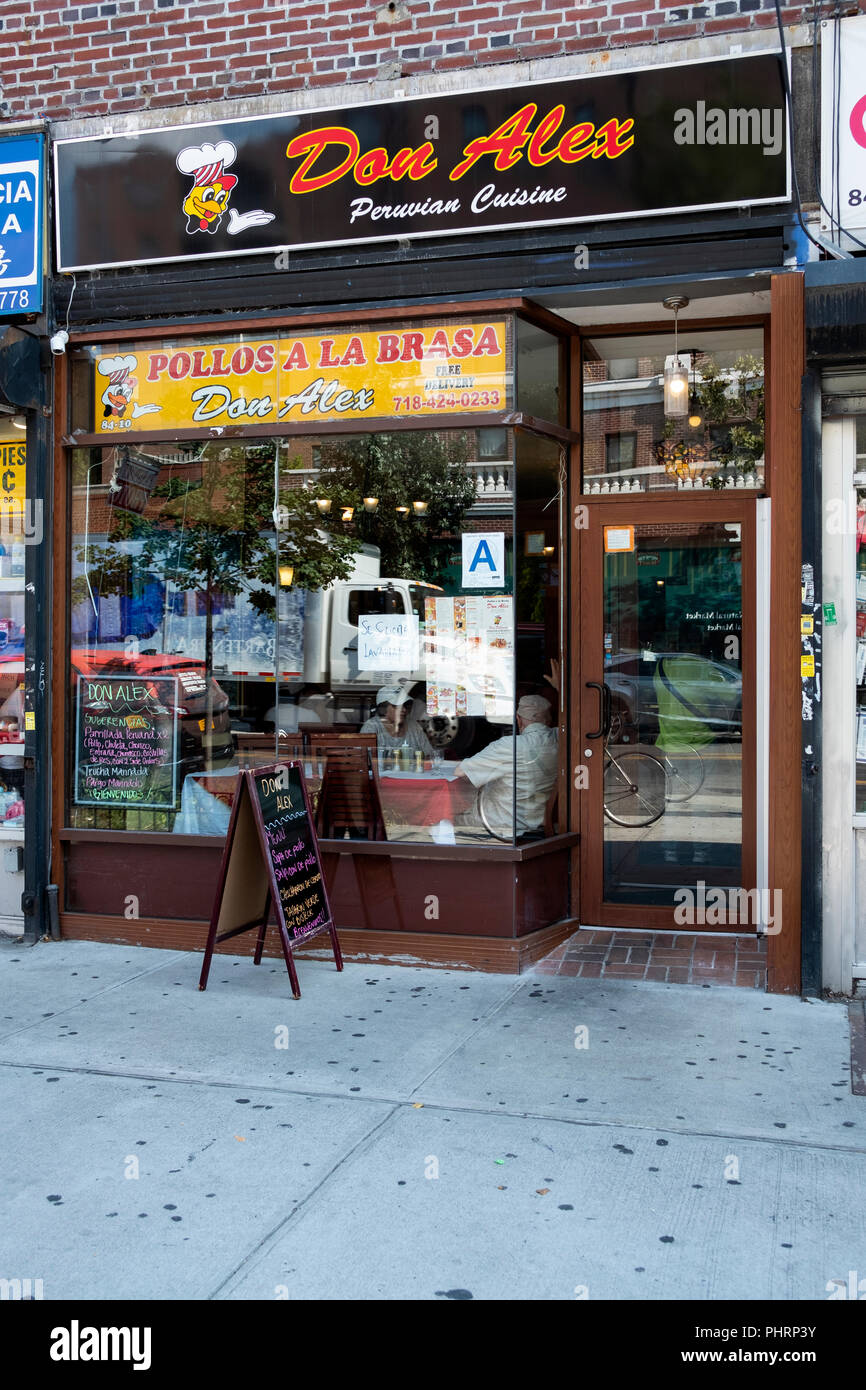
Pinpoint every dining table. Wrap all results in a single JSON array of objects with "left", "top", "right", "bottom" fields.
[
  {"left": 173, "top": 756, "right": 478, "bottom": 843},
  {"left": 376, "top": 763, "right": 477, "bottom": 843}
]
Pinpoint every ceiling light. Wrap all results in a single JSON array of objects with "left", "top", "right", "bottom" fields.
[{"left": 662, "top": 295, "right": 690, "bottom": 418}]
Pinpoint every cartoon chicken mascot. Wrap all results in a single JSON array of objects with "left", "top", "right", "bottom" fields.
[
  {"left": 176, "top": 141, "right": 275, "bottom": 237},
  {"left": 97, "top": 355, "right": 161, "bottom": 421}
]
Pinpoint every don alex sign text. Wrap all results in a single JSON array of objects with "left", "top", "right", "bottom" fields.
[
  {"left": 56, "top": 54, "right": 787, "bottom": 272},
  {"left": 92, "top": 322, "right": 508, "bottom": 431}
]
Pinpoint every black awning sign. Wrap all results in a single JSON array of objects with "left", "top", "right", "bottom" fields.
[{"left": 55, "top": 53, "right": 788, "bottom": 272}]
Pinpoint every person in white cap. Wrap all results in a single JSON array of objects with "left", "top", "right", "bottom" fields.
[
  {"left": 360, "top": 685, "right": 434, "bottom": 755},
  {"left": 454, "top": 692, "right": 558, "bottom": 838}
]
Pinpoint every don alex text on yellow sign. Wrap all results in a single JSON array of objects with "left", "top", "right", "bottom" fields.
[{"left": 93, "top": 323, "right": 509, "bottom": 432}]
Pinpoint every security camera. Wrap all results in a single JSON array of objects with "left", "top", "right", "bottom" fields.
[{"left": 49, "top": 330, "right": 69, "bottom": 356}]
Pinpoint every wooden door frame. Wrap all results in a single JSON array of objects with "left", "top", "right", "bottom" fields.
[
  {"left": 575, "top": 495, "right": 757, "bottom": 931},
  {"left": 564, "top": 275, "right": 803, "bottom": 992}
]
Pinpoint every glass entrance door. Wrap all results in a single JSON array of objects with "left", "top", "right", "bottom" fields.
[{"left": 578, "top": 501, "right": 755, "bottom": 929}]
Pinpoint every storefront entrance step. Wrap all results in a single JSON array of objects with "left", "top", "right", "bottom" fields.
[{"left": 541, "top": 928, "right": 767, "bottom": 989}]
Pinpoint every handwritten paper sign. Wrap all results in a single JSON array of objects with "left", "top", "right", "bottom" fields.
[
  {"left": 199, "top": 763, "right": 342, "bottom": 1000},
  {"left": 357, "top": 612, "right": 420, "bottom": 671},
  {"left": 74, "top": 674, "right": 179, "bottom": 808}
]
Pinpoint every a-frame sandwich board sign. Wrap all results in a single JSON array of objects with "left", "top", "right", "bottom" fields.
[{"left": 199, "top": 763, "right": 342, "bottom": 1000}]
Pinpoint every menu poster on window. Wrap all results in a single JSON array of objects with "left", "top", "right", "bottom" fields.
[
  {"left": 424, "top": 595, "right": 513, "bottom": 719},
  {"left": 858, "top": 711, "right": 866, "bottom": 763},
  {"left": 481, "top": 596, "right": 515, "bottom": 718},
  {"left": 74, "top": 675, "right": 179, "bottom": 808}
]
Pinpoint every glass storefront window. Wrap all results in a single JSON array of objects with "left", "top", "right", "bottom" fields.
[
  {"left": 0, "top": 432, "right": 26, "bottom": 836},
  {"left": 516, "top": 318, "right": 563, "bottom": 423},
  {"left": 602, "top": 519, "right": 743, "bottom": 904},
  {"left": 583, "top": 326, "right": 765, "bottom": 494},
  {"left": 68, "top": 425, "right": 562, "bottom": 847}
]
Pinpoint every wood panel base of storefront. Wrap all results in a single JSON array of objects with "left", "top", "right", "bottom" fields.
[
  {"left": 58, "top": 913, "right": 575, "bottom": 974},
  {"left": 58, "top": 831, "right": 578, "bottom": 974}
]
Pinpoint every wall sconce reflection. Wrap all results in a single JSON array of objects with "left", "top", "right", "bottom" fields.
[
  {"left": 315, "top": 497, "right": 332, "bottom": 514},
  {"left": 395, "top": 505, "right": 410, "bottom": 517},
  {"left": 341, "top": 506, "right": 355, "bottom": 522},
  {"left": 363, "top": 497, "right": 379, "bottom": 513},
  {"left": 278, "top": 565, "right": 295, "bottom": 587},
  {"left": 412, "top": 500, "right": 429, "bottom": 516}
]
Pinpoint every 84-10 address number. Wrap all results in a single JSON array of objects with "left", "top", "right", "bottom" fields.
[{"left": 0, "top": 290, "right": 30, "bottom": 311}]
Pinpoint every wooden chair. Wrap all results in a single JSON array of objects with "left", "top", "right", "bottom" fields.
[
  {"left": 307, "top": 731, "right": 378, "bottom": 778},
  {"left": 234, "top": 732, "right": 305, "bottom": 767},
  {"left": 313, "top": 744, "right": 386, "bottom": 841}
]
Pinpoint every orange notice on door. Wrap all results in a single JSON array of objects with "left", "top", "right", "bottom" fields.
[{"left": 604, "top": 525, "right": 635, "bottom": 553}]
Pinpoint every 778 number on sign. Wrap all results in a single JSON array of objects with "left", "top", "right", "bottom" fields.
[{"left": 0, "top": 290, "right": 29, "bottom": 310}]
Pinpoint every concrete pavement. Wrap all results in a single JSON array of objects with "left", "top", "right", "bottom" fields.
[{"left": 1, "top": 937, "right": 864, "bottom": 1300}]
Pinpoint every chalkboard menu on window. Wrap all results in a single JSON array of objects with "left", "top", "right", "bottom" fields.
[
  {"left": 74, "top": 674, "right": 179, "bottom": 808},
  {"left": 199, "top": 763, "right": 342, "bottom": 1000}
]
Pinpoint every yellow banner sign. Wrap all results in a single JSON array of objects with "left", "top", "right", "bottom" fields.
[
  {"left": 93, "top": 322, "right": 509, "bottom": 432},
  {"left": 0, "top": 439, "right": 25, "bottom": 505}
]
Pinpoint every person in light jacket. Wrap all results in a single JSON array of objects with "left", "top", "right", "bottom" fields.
[
  {"left": 454, "top": 692, "right": 558, "bottom": 838},
  {"left": 361, "top": 685, "right": 434, "bottom": 755}
]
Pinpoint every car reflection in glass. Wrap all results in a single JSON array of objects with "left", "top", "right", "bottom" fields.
[{"left": 604, "top": 649, "right": 742, "bottom": 742}]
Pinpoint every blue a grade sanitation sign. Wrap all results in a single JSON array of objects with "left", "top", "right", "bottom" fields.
[{"left": 0, "top": 134, "right": 44, "bottom": 315}]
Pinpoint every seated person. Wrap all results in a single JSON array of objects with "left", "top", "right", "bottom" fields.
[
  {"left": 453, "top": 692, "right": 558, "bottom": 838},
  {"left": 361, "top": 685, "right": 434, "bottom": 755}
]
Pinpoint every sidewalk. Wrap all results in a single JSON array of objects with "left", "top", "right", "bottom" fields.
[{"left": 1, "top": 937, "right": 863, "bottom": 1301}]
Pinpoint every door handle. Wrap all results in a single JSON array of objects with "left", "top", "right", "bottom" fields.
[
  {"left": 602, "top": 682, "right": 612, "bottom": 739},
  {"left": 585, "top": 681, "right": 605, "bottom": 739}
]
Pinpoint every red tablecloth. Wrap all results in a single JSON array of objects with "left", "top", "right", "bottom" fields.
[{"left": 379, "top": 773, "right": 475, "bottom": 826}]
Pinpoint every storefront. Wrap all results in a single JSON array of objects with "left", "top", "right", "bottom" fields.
[
  {"left": 0, "top": 419, "right": 28, "bottom": 931},
  {"left": 0, "top": 129, "right": 48, "bottom": 943},
  {"left": 49, "top": 52, "right": 805, "bottom": 991}
]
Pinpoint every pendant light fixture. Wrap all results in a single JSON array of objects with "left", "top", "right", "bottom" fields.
[{"left": 662, "top": 295, "right": 689, "bottom": 418}]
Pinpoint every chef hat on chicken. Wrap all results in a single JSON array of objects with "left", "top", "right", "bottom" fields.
[
  {"left": 176, "top": 141, "right": 238, "bottom": 190},
  {"left": 97, "top": 354, "right": 137, "bottom": 387}
]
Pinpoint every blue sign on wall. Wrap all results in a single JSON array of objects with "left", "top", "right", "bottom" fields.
[{"left": 0, "top": 134, "right": 44, "bottom": 316}]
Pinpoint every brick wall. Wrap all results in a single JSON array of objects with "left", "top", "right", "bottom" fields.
[{"left": 0, "top": 0, "right": 860, "bottom": 123}]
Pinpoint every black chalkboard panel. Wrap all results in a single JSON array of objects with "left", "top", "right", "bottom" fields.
[
  {"left": 199, "top": 762, "right": 342, "bottom": 1000},
  {"left": 251, "top": 763, "right": 331, "bottom": 945},
  {"left": 74, "top": 673, "right": 179, "bottom": 808}
]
